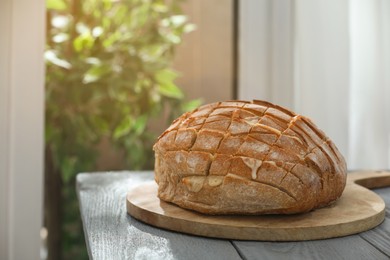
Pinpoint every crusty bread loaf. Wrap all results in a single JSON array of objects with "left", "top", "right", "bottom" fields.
[{"left": 153, "top": 100, "right": 347, "bottom": 214}]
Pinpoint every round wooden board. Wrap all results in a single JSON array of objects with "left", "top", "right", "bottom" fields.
[{"left": 126, "top": 171, "right": 389, "bottom": 241}]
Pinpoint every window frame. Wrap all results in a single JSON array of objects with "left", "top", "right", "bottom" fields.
[{"left": 0, "top": 0, "right": 45, "bottom": 259}]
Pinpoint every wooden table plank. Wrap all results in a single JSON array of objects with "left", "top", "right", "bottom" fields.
[
  {"left": 359, "top": 187, "right": 390, "bottom": 257},
  {"left": 76, "top": 172, "right": 242, "bottom": 260},
  {"left": 232, "top": 235, "right": 388, "bottom": 260},
  {"left": 233, "top": 185, "right": 390, "bottom": 260},
  {"left": 77, "top": 171, "right": 390, "bottom": 260}
]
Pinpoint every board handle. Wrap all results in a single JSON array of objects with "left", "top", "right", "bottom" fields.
[{"left": 348, "top": 170, "right": 390, "bottom": 189}]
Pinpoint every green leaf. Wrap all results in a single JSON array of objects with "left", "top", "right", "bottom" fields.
[
  {"left": 181, "top": 99, "right": 203, "bottom": 112},
  {"left": 103, "top": 32, "right": 120, "bottom": 48},
  {"left": 134, "top": 115, "right": 147, "bottom": 135},
  {"left": 170, "top": 15, "right": 187, "bottom": 27},
  {"left": 114, "top": 5, "right": 128, "bottom": 24},
  {"left": 76, "top": 23, "right": 89, "bottom": 34},
  {"left": 73, "top": 32, "right": 94, "bottom": 52},
  {"left": 52, "top": 33, "right": 69, "bottom": 43},
  {"left": 103, "top": 0, "right": 113, "bottom": 10},
  {"left": 91, "top": 116, "right": 109, "bottom": 134},
  {"left": 113, "top": 116, "right": 133, "bottom": 140},
  {"left": 155, "top": 69, "right": 183, "bottom": 99},
  {"left": 102, "top": 17, "right": 111, "bottom": 30},
  {"left": 155, "top": 69, "right": 177, "bottom": 84},
  {"left": 83, "top": 65, "right": 107, "bottom": 84},
  {"left": 92, "top": 27, "right": 104, "bottom": 38},
  {"left": 45, "top": 124, "right": 59, "bottom": 143},
  {"left": 61, "top": 157, "right": 77, "bottom": 184},
  {"left": 152, "top": 2, "right": 168, "bottom": 12},
  {"left": 130, "top": 4, "right": 150, "bottom": 28},
  {"left": 184, "top": 23, "right": 197, "bottom": 33},
  {"left": 158, "top": 82, "right": 183, "bottom": 99},
  {"left": 51, "top": 15, "right": 69, "bottom": 28},
  {"left": 85, "top": 57, "right": 101, "bottom": 65},
  {"left": 46, "top": 0, "right": 67, "bottom": 11},
  {"left": 165, "top": 33, "right": 181, "bottom": 44},
  {"left": 73, "top": 36, "right": 83, "bottom": 52},
  {"left": 82, "top": 74, "right": 98, "bottom": 84},
  {"left": 139, "top": 44, "right": 166, "bottom": 63},
  {"left": 44, "top": 50, "right": 72, "bottom": 69}
]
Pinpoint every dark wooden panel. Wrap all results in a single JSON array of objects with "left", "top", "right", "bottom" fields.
[{"left": 173, "top": 0, "right": 234, "bottom": 104}]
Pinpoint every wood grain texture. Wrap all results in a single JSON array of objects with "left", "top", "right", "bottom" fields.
[
  {"left": 76, "top": 172, "right": 241, "bottom": 260},
  {"left": 232, "top": 236, "right": 389, "bottom": 260},
  {"left": 359, "top": 185, "right": 390, "bottom": 257},
  {"left": 233, "top": 171, "right": 390, "bottom": 260},
  {"left": 78, "top": 171, "right": 390, "bottom": 260},
  {"left": 127, "top": 171, "right": 388, "bottom": 241}
]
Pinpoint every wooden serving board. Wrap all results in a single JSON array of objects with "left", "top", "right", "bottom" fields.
[{"left": 126, "top": 171, "right": 390, "bottom": 241}]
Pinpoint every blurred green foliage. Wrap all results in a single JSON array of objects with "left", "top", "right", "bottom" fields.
[{"left": 45, "top": 0, "right": 200, "bottom": 258}]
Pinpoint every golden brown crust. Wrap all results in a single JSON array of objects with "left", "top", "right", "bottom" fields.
[{"left": 153, "top": 100, "right": 347, "bottom": 214}]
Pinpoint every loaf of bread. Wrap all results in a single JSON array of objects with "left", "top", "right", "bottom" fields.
[{"left": 153, "top": 100, "right": 347, "bottom": 214}]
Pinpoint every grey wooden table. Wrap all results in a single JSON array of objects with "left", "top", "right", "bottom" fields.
[{"left": 76, "top": 171, "right": 390, "bottom": 260}]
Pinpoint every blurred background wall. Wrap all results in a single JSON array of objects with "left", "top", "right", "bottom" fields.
[{"left": 239, "top": 0, "right": 390, "bottom": 170}]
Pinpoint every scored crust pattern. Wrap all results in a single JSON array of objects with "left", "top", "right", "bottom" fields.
[{"left": 153, "top": 100, "right": 347, "bottom": 214}]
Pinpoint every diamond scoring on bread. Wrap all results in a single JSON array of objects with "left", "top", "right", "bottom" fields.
[{"left": 153, "top": 100, "right": 347, "bottom": 214}]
